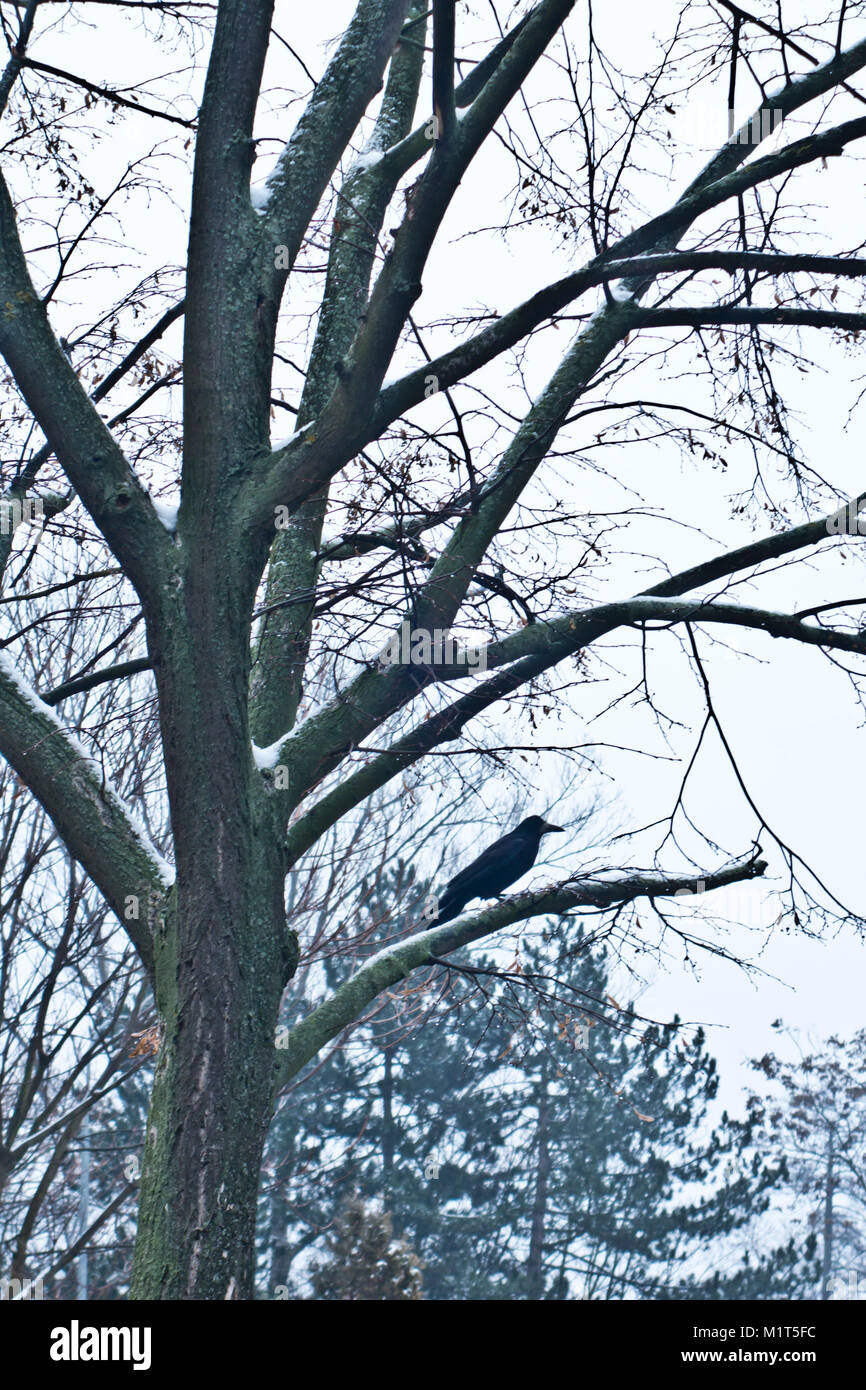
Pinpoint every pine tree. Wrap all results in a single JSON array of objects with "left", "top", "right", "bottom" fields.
[
  {"left": 262, "top": 902, "right": 815, "bottom": 1298},
  {"left": 745, "top": 1027, "right": 866, "bottom": 1299}
]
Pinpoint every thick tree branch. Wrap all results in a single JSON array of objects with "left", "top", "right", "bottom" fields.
[
  {"left": 0, "top": 656, "right": 171, "bottom": 974},
  {"left": 249, "top": 1, "right": 571, "bottom": 756},
  {"left": 265, "top": 35, "right": 866, "bottom": 802},
  {"left": 248, "top": 43, "right": 866, "bottom": 789},
  {"left": 432, "top": 0, "right": 456, "bottom": 142},
  {"left": 283, "top": 493, "right": 866, "bottom": 860},
  {"left": 638, "top": 305, "right": 866, "bottom": 333},
  {"left": 475, "top": 594, "right": 866, "bottom": 675},
  {"left": 257, "top": 0, "right": 410, "bottom": 274},
  {"left": 180, "top": 0, "right": 279, "bottom": 522},
  {"left": 0, "top": 174, "right": 174, "bottom": 608},
  {"left": 369, "top": 252, "right": 866, "bottom": 431},
  {"left": 342, "top": 7, "right": 535, "bottom": 189},
  {"left": 283, "top": 583, "right": 864, "bottom": 863},
  {"left": 249, "top": 0, "right": 578, "bottom": 530},
  {"left": 250, "top": 2, "right": 428, "bottom": 749},
  {"left": 254, "top": 33, "right": 866, "bottom": 530},
  {"left": 273, "top": 854, "right": 767, "bottom": 1089},
  {"left": 40, "top": 657, "right": 153, "bottom": 707},
  {"left": 0, "top": 0, "right": 38, "bottom": 118}
]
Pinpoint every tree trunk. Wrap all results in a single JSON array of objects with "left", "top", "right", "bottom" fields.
[
  {"left": 268, "top": 1184, "right": 291, "bottom": 1295},
  {"left": 382, "top": 1046, "right": 395, "bottom": 1194},
  {"left": 527, "top": 1078, "right": 551, "bottom": 1300},
  {"left": 820, "top": 1125, "right": 835, "bottom": 1301},
  {"left": 129, "top": 859, "right": 291, "bottom": 1298},
  {"left": 130, "top": 579, "right": 296, "bottom": 1298}
]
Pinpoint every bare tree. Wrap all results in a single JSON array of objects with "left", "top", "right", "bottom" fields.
[
  {"left": 1, "top": 0, "right": 866, "bottom": 1298},
  {"left": 749, "top": 1028, "right": 866, "bottom": 1300},
  {"left": 0, "top": 569, "right": 162, "bottom": 1295}
]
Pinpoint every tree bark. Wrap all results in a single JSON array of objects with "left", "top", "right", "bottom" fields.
[
  {"left": 129, "top": 569, "right": 296, "bottom": 1297},
  {"left": 527, "top": 1075, "right": 550, "bottom": 1301},
  {"left": 820, "top": 1126, "right": 835, "bottom": 1301}
]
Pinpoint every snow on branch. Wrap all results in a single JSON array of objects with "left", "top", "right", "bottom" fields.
[
  {"left": 0, "top": 653, "right": 173, "bottom": 971},
  {"left": 273, "top": 853, "right": 766, "bottom": 1091}
]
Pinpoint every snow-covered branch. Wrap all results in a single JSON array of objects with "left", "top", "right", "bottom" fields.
[
  {"left": 0, "top": 655, "right": 172, "bottom": 974},
  {"left": 274, "top": 853, "right": 767, "bottom": 1090}
]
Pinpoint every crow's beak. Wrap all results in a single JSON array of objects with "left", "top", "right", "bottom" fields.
[{"left": 541, "top": 822, "right": 564, "bottom": 834}]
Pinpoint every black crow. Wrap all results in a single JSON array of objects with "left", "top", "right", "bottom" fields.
[{"left": 434, "top": 815, "right": 564, "bottom": 925}]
